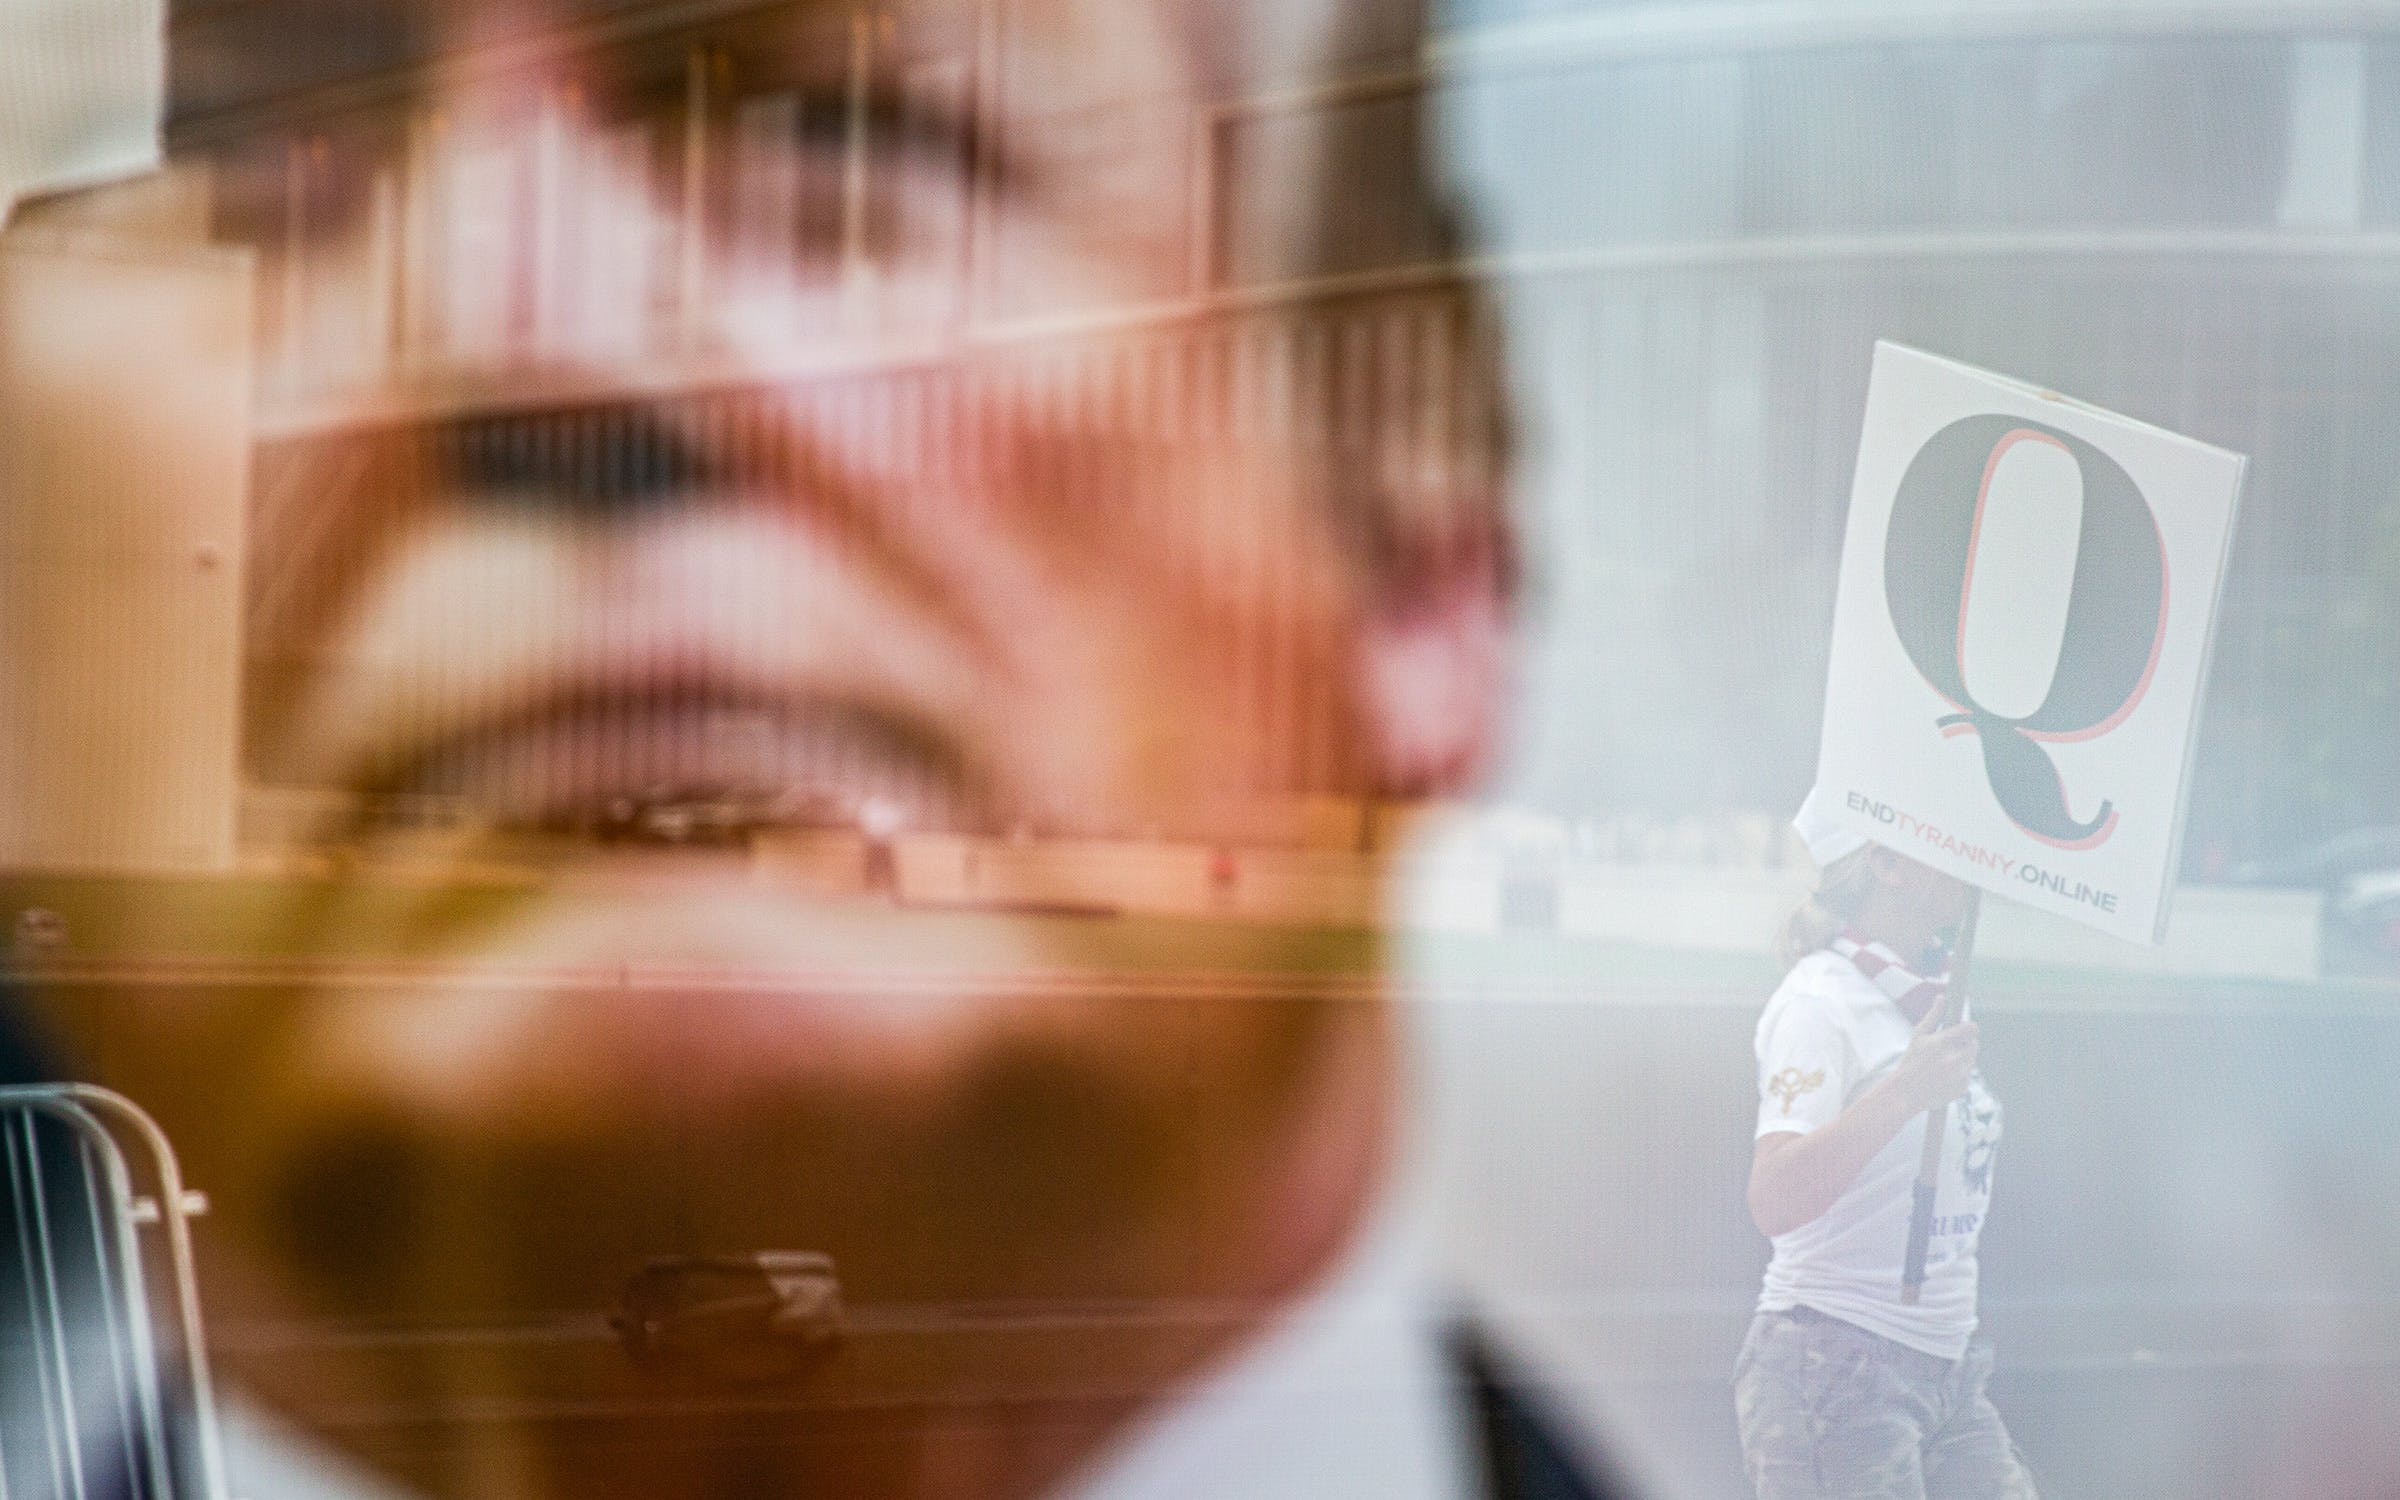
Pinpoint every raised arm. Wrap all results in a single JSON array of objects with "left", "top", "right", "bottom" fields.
[{"left": 1747, "top": 1006, "right": 1979, "bottom": 1239}]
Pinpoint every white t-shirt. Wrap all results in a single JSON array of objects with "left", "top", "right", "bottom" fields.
[{"left": 1752, "top": 949, "right": 2004, "bottom": 1360}]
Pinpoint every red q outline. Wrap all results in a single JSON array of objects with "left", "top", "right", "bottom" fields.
[{"left": 1951, "top": 426, "right": 2171, "bottom": 748}]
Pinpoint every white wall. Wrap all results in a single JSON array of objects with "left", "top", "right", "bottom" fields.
[{"left": 0, "top": 211, "right": 253, "bottom": 873}]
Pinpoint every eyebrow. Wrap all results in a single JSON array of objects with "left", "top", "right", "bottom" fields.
[{"left": 167, "top": 0, "right": 876, "bottom": 147}]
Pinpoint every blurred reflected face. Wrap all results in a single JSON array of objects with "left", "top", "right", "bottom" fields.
[
  {"left": 250, "top": 0, "right": 1363, "bottom": 840},
  {"left": 38, "top": 0, "right": 1498, "bottom": 1492}
]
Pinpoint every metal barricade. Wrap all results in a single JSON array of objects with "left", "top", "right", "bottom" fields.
[{"left": 0, "top": 1086, "right": 226, "bottom": 1500}]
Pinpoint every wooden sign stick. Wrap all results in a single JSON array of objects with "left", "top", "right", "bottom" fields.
[{"left": 1900, "top": 886, "right": 1982, "bottom": 1305}]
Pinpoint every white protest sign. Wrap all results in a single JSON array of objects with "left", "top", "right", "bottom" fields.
[{"left": 1814, "top": 343, "right": 2245, "bottom": 944}]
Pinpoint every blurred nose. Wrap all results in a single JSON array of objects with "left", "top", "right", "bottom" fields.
[
  {"left": 382, "top": 0, "right": 699, "bottom": 359},
  {"left": 408, "top": 10, "right": 748, "bottom": 515}
]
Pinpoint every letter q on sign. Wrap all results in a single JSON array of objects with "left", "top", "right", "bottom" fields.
[{"left": 1882, "top": 416, "right": 2169, "bottom": 850}]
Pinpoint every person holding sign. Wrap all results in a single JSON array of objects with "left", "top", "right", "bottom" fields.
[{"left": 1732, "top": 794, "right": 2035, "bottom": 1500}]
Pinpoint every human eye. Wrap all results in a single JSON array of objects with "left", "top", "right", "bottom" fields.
[
  {"left": 221, "top": 10, "right": 995, "bottom": 405},
  {"left": 713, "top": 18, "right": 977, "bottom": 329}
]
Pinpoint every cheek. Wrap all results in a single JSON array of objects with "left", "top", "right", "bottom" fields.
[
  {"left": 973, "top": 439, "right": 1363, "bottom": 830},
  {"left": 1925, "top": 872, "right": 1974, "bottom": 924}
]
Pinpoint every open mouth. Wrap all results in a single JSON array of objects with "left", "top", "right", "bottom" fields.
[
  {"left": 371, "top": 685, "right": 982, "bottom": 842},
  {"left": 256, "top": 494, "right": 1005, "bottom": 849}
]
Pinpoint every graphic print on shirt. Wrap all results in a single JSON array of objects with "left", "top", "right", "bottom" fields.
[
  {"left": 1955, "top": 1077, "right": 2001, "bottom": 1195},
  {"left": 1768, "top": 1066, "right": 1827, "bottom": 1116}
]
